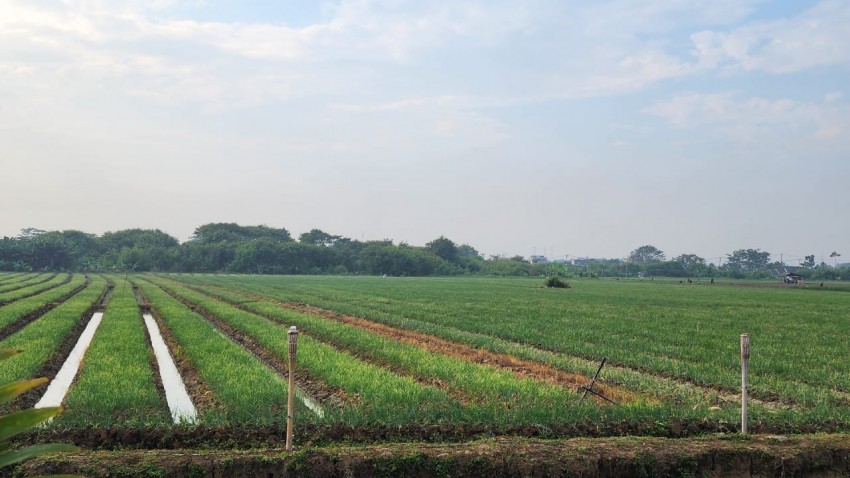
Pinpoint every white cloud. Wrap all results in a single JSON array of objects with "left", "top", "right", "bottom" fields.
[
  {"left": 645, "top": 92, "right": 850, "bottom": 146},
  {"left": 690, "top": 0, "right": 850, "bottom": 73}
]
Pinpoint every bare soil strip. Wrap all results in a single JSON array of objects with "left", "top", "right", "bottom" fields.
[
  {"left": 135, "top": 287, "right": 222, "bottom": 418},
  {"left": 0, "top": 275, "right": 90, "bottom": 342},
  {"left": 128, "top": 284, "right": 173, "bottom": 422},
  {"left": 34, "top": 311, "right": 105, "bottom": 410},
  {"left": 13, "top": 282, "right": 107, "bottom": 410},
  {"left": 152, "top": 282, "right": 351, "bottom": 411},
  {"left": 277, "top": 300, "right": 640, "bottom": 406},
  {"left": 11, "top": 434, "right": 850, "bottom": 478},
  {"left": 142, "top": 312, "right": 198, "bottom": 423}
]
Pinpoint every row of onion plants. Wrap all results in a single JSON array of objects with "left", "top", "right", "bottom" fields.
[
  {"left": 145, "top": 276, "right": 465, "bottom": 426},
  {"left": 0, "top": 275, "right": 88, "bottom": 331},
  {"left": 56, "top": 278, "right": 170, "bottom": 428}
]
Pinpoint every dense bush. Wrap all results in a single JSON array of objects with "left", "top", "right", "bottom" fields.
[{"left": 544, "top": 276, "right": 570, "bottom": 288}]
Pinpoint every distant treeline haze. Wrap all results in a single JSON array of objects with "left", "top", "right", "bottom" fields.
[{"left": 0, "top": 225, "right": 845, "bottom": 279}]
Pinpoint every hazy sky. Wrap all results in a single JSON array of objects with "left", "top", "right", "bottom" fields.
[{"left": 2, "top": 1, "right": 848, "bottom": 263}]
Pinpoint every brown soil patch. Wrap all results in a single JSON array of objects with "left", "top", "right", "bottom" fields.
[
  {"left": 151, "top": 281, "right": 355, "bottom": 411},
  {"left": 281, "top": 302, "right": 640, "bottom": 406},
  {"left": 10, "top": 434, "right": 850, "bottom": 478},
  {"left": 277, "top": 299, "right": 801, "bottom": 411}
]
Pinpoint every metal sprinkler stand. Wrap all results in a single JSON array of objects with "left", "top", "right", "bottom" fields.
[{"left": 580, "top": 357, "right": 620, "bottom": 406}]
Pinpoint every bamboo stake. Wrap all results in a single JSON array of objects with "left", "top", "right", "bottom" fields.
[
  {"left": 741, "top": 333, "right": 750, "bottom": 435},
  {"left": 286, "top": 326, "right": 298, "bottom": 451}
]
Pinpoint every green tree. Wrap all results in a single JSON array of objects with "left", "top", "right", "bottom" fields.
[
  {"left": 629, "top": 245, "right": 665, "bottom": 264},
  {"left": 190, "top": 223, "right": 292, "bottom": 244},
  {"left": 801, "top": 255, "right": 816, "bottom": 268},
  {"left": 674, "top": 254, "right": 708, "bottom": 278},
  {"left": 425, "top": 236, "right": 459, "bottom": 264},
  {"left": 725, "top": 249, "right": 771, "bottom": 274},
  {"left": 830, "top": 251, "right": 841, "bottom": 267},
  {"left": 298, "top": 229, "right": 342, "bottom": 247}
]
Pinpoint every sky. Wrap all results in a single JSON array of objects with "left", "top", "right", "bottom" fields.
[{"left": 1, "top": 0, "right": 848, "bottom": 263}]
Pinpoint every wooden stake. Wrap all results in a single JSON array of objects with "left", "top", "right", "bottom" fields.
[
  {"left": 286, "top": 326, "right": 298, "bottom": 451},
  {"left": 741, "top": 333, "right": 750, "bottom": 435}
]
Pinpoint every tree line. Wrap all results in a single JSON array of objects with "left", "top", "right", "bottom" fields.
[
  {"left": 0, "top": 224, "right": 485, "bottom": 276},
  {"left": 0, "top": 226, "right": 844, "bottom": 280},
  {"left": 618, "top": 245, "right": 845, "bottom": 281}
]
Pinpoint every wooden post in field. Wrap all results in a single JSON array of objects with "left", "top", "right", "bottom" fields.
[
  {"left": 740, "top": 333, "right": 750, "bottom": 435},
  {"left": 286, "top": 326, "right": 298, "bottom": 452}
]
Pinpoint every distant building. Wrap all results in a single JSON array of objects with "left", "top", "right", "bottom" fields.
[
  {"left": 773, "top": 266, "right": 804, "bottom": 284},
  {"left": 530, "top": 255, "right": 549, "bottom": 264},
  {"left": 784, "top": 272, "right": 803, "bottom": 284}
]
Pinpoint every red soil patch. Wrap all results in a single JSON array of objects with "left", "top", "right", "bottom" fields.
[{"left": 280, "top": 302, "right": 641, "bottom": 406}]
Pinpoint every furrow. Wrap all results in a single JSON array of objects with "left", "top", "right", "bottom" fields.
[{"left": 151, "top": 282, "right": 346, "bottom": 412}]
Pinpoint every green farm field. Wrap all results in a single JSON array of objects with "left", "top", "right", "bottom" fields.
[
  {"left": 162, "top": 274, "right": 850, "bottom": 429},
  {"left": 3, "top": 273, "right": 850, "bottom": 476}
]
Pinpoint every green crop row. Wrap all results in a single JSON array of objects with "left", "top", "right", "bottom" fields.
[
  {"left": 0, "top": 272, "right": 17, "bottom": 282},
  {"left": 0, "top": 273, "right": 70, "bottom": 303},
  {"left": 57, "top": 277, "right": 170, "bottom": 428},
  {"left": 151, "top": 276, "right": 630, "bottom": 427},
  {"left": 144, "top": 276, "right": 465, "bottom": 426},
  {"left": 0, "top": 274, "right": 88, "bottom": 331},
  {"left": 0, "top": 272, "right": 53, "bottom": 292},
  {"left": 212, "top": 275, "right": 850, "bottom": 393},
  {"left": 0, "top": 276, "right": 107, "bottom": 413},
  {"left": 170, "top": 274, "right": 850, "bottom": 424},
  {"left": 175, "top": 276, "right": 720, "bottom": 409},
  {"left": 136, "top": 280, "right": 303, "bottom": 426}
]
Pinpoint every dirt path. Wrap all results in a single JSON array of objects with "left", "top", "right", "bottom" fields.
[
  {"left": 10, "top": 434, "right": 850, "bottom": 478},
  {"left": 259, "top": 294, "right": 796, "bottom": 410}
]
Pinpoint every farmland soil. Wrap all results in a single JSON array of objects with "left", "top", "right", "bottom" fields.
[
  {"left": 7, "top": 434, "right": 850, "bottom": 478},
  {"left": 281, "top": 302, "right": 640, "bottom": 406},
  {"left": 232, "top": 289, "right": 796, "bottom": 411}
]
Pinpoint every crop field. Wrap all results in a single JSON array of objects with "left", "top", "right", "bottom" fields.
[{"left": 2, "top": 273, "right": 850, "bottom": 476}]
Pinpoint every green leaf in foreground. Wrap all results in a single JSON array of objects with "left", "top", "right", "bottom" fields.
[
  {"left": 0, "top": 407, "right": 63, "bottom": 442},
  {"left": 0, "top": 350, "right": 22, "bottom": 361},
  {"left": 0, "top": 443, "right": 78, "bottom": 468},
  {"left": 0, "top": 349, "right": 79, "bottom": 475},
  {"left": 0, "top": 378, "right": 48, "bottom": 404}
]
